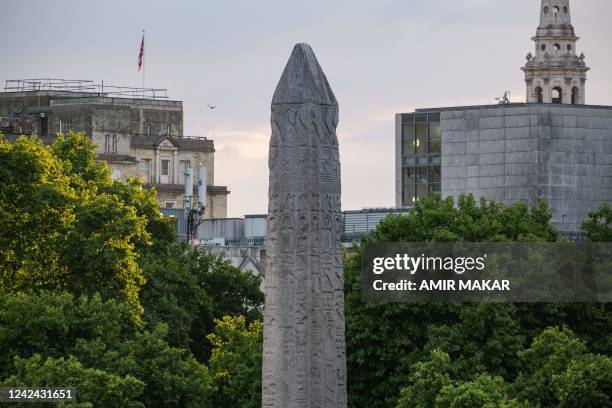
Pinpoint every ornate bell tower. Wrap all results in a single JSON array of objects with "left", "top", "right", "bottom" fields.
[{"left": 522, "top": 0, "right": 589, "bottom": 104}]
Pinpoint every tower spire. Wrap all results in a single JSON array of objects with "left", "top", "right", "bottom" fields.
[
  {"left": 522, "top": 0, "right": 588, "bottom": 104},
  {"left": 539, "top": 0, "right": 572, "bottom": 27}
]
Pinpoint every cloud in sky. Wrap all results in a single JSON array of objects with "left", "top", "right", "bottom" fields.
[{"left": 2, "top": 0, "right": 612, "bottom": 216}]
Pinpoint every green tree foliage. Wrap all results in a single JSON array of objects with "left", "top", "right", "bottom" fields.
[
  {"left": 0, "top": 292, "right": 137, "bottom": 375},
  {"left": 346, "top": 195, "right": 612, "bottom": 407},
  {"left": 0, "top": 131, "right": 265, "bottom": 407},
  {"left": 207, "top": 316, "right": 263, "bottom": 408},
  {"left": 0, "top": 133, "right": 155, "bottom": 315},
  {"left": 139, "top": 242, "right": 210, "bottom": 350},
  {"left": 0, "top": 292, "right": 215, "bottom": 407},
  {"left": 396, "top": 350, "right": 452, "bottom": 408},
  {"left": 0, "top": 135, "right": 76, "bottom": 293},
  {"left": 532, "top": 328, "right": 612, "bottom": 407},
  {"left": 555, "top": 353, "right": 612, "bottom": 407},
  {"left": 435, "top": 375, "right": 526, "bottom": 408},
  {"left": 189, "top": 253, "right": 263, "bottom": 361},
  {"left": 1, "top": 354, "right": 144, "bottom": 408},
  {"left": 583, "top": 203, "right": 612, "bottom": 242},
  {"left": 369, "top": 195, "right": 559, "bottom": 243},
  {"left": 424, "top": 304, "right": 525, "bottom": 381},
  {"left": 108, "top": 178, "right": 177, "bottom": 252},
  {"left": 140, "top": 243, "right": 263, "bottom": 361},
  {"left": 74, "top": 325, "right": 215, "bottom": 408},
  {"left": 398, "top": 328, "right": 611, "bottom": 408},
  {"left": 346, "top": 195, "right": 558, "bottom": 407},
  {"left": 513, "top": 327, "right": 587, "bottom": 405},
  {"left": 514, "top": 327, "right": 612, "bottom": 407}
]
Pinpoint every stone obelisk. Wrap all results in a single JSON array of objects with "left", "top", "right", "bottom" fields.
[{"left": 262, "top": 43, "right": 347, "bottom": 408}]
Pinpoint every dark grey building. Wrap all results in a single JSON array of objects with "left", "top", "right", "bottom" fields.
[{"left": 396, "top": 103, "right": 612, "bottom": 233}]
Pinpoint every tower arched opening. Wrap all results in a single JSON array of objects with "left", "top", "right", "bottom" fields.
[{"left": 552, "top": 87, "right": 563, "bottom": 104}]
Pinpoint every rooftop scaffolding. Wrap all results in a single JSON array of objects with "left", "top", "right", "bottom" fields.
[{"left": 3, "top": 78, "right": 169, "bottom": 100}]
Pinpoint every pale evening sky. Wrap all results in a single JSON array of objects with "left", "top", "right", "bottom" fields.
[{"left": 2, "top": 0, "right": 612, "bottom": 217}]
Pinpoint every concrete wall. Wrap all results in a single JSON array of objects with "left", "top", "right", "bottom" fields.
[
  {"left": 245, "top": 215, "right": 267, "bottom": 237},
  {"left": 441, "top": 104, "right": 612, "bottom": 232}
]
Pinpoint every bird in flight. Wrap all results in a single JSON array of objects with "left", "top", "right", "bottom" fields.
[{"left": 207, "top": 104, "right": 216, "bottom": 110}]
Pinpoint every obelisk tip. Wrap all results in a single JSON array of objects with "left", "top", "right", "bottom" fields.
[{"left": 272, "top": 43, "right": 337, "bottom": 106}]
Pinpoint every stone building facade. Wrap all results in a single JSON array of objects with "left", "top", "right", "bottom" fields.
[{"left": 0, "top": 80, "right": 228, "bottom": 218}]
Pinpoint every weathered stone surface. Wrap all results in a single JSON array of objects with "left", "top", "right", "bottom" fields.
[
  {"left": 262, "top": 43, "right": 347, "bottom": 408},
  {"left": 439, "top": 104, "right": 612, "bottom": 233}
]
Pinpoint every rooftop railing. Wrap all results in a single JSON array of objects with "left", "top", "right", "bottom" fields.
[{"left": 4, "top": 78, "right": 168, "bottom": 100}]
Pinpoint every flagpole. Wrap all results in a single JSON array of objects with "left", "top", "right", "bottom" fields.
[{"left": 142, "top": 30, "right": 145, "bottom": 91}]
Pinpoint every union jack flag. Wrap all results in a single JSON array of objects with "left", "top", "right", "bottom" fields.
[{"left": 137, "top": 34, "right": 144, "bottom": 71}]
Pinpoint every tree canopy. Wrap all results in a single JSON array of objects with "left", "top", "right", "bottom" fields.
[
  {"left": 0, "top": 133, "right": 158, "bottom": 316},
  {"left": 0, "top": 132, "right": 264, "bottom": 407},
  {"left": 345, "top": 195, "right": 612, "bottom": 407}
]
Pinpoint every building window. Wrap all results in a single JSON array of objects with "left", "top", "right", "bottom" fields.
[
  {"left": 402, "top": 167, "right": 416, "bottom": 205},
  {"left": 429, "top": 166, "right": 441, "bottom": 196},
  {"left": 164, "top": 201, "right": 175, "bottom": 209},
  {"left": 146, "top": 123, "right": 151, "bottom": 137},
  {"left": 429, "top": 121, "right": 441, "bottom": 153},
  {"left": 535, "top": 87, "right": 544, "bottom": 103},
  {"left": 415, "top": 122, "right": 428, "bottom": 154},
  {"left": 401, "top": 112, "right": 441, "bottom": 207},
  {"left": 553, "top": 43, "right": 561, "bottom": 54},
  {"left": 543, "top": 6, "right": 549, "bottom": 14},
  {"left": 161, "top": 159, "right": 170, "bottom": 176},
  {"left": 105, "top": 135, "right": 117, "bottom": 153},
  {"left": 571, "top": 87, "right": 579, "bottom": 105},
  {"left": 553, "top": 6, "right": 559, "bottom": 14},
  {"left": 552, "top": 87, "right": 563, "bottom": 104},
  {"left": 416, "top": 166, "right": 429, "bottom": 198},
  {"left": 563, "top": 6, "right": 568, "bottom": 13},
  {"left": 402, "top": 124, "right": 415, "bottom": 157},
  {"left": 167, "top": 124, "right": 171, "bottom": 135},
  {"left": 541, "top": 44, "right": 546, "bottom": 52}
]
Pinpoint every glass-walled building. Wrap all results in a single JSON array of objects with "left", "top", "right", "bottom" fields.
[{"left": 397, "top": 111, "right": 441, "bottom": 207}]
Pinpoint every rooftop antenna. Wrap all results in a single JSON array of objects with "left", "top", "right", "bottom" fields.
[{"left": 496, "top": 91, "right": 511, "bottom": 104}]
